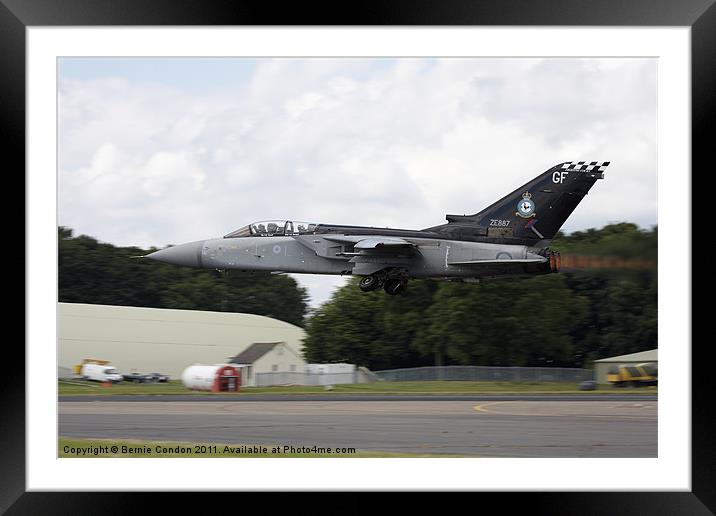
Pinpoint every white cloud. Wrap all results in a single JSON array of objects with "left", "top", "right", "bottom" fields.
[{"left": 59, "top": 58, "right": 657, "bottom": 306}]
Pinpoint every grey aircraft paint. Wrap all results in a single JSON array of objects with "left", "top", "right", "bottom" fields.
[{"left": 145, "top": 162, "right": 607, "bottom": 295}]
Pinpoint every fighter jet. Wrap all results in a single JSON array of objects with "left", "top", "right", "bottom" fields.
[{"left": 145, "top": 161, "right": 607, "bottom": 295}]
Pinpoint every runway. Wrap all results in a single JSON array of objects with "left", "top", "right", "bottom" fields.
[
  {"left": 58, "top": 398, "right": 657, "bottom": 457},
  {"left": 59, "top": 394, "right": 656, "bottom": 402}
]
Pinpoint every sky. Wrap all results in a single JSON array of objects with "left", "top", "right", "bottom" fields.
[{"left": 58, "top": 57, "right": 657, "bottom": 308}]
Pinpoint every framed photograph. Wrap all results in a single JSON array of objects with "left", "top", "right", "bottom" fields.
[{"left": 8, "top": 0, "right": 709, "bottom": 511}]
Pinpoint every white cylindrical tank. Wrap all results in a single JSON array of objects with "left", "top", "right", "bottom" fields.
[{"left": 181, "top": 364, "right": 237, "bottom": 391}]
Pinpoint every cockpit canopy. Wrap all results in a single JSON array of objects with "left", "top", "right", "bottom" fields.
[{"left": 224, "top": 220, "right": 318, "bottom": 238}]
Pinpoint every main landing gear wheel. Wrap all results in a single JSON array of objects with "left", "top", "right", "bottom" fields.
[
  {"left": 383, "top": 278, "right": 407, "bottom": 295},
  {"left": 358, "top": 275, "right": 381, "bottom": 292}
]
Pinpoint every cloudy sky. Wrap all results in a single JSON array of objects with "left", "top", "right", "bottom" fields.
[{"left": 58, "top": 57, "right": 657, "bottom": 307}]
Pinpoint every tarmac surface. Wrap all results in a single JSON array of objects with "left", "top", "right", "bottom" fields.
[
  {"left": 59, "top": 394, "right": 656, "bottom": 402},
  {"left": 58, "top": 397, "right": 657, "bottom": 457}
]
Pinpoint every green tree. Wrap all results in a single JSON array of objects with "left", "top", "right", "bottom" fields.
[
  {"left": 415, "top": 275, "right": 588, "bottom": 367},
  {"left": 302, "top": 278, "right": 433, "bottom": 369}
]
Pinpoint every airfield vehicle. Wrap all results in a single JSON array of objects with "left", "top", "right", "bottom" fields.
[
  {"left": 147, "top": 372, "right": 170, "bottom": 383},
  {"left": 80, "top": 363, "right": 123, "bottom": 383},
  {"left": 122, "top": 371, "right": 152, "bottom": 383},
  {"left": 579, "top": 380, "right": 598, "bottom": 391},
  {"left": 144, "top": 161, "right": 607, "bottom": 294},
  {"left": 607, "top": 363, "right": 658, "bottom": 387},
  {"left": 73, "top": 358, "right": 110, "bottom": 375},
  {"left": 122, "top": 371, "right": 170, "bottom": 383}
]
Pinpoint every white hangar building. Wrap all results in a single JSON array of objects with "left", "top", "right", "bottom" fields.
[{"left": 58, "top": 303, "right": 307, "bottom": 378}]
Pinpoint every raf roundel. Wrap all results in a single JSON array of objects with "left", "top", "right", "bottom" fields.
[{"left": 516, "top": 191, "right": 536, "bottom": 218}]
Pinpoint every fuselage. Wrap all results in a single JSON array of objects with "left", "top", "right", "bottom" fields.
[{"left": 150, "top": 230, "right": 550, "bottom": 280}]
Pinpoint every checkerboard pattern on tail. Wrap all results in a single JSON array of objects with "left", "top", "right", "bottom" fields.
[{"left": 561, "top": 161, "right": 610, "bottom": 172}]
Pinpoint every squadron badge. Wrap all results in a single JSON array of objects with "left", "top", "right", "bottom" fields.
[{"left": 516, "top": 191, "right": 536, "bottom": 218}]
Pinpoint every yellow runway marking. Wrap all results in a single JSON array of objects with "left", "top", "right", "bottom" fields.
[{"left": 473, "top": 402, "right": 501, "bottom": 413}]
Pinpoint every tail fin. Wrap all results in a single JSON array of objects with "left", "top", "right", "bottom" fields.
[{"left": 444, "top": 161, "right": 607, "bottom": 243}]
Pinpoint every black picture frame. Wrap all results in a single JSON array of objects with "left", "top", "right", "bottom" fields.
[{"left": 5, "top": 0, "right": 709, "bottom": 513}]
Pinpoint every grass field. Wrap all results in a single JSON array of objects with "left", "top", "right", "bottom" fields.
[
  {"left": 58, "top": 437, "right": 461, "bottom": 458},
  {"left": 58, "top": 378, "right": 657, "bottom": 396}
]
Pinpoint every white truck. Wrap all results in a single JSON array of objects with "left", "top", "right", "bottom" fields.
[{"left": 80, "top": 363, "right": 123, "bottom": 383}]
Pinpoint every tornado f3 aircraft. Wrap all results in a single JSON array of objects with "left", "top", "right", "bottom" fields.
[{"left": 145, "top": 161, "right": 608, "bottom": 295}]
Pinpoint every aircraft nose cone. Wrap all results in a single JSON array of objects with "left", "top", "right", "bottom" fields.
[{"left": 145, "top": 240, "right": 205, "bottom": 267}]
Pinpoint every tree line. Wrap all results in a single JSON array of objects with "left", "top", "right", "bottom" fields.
[
  {"left": 303, "top": 223, "right": 657, "bottom": 369},
  {"left": 58, "top": 227, "right": 309, "bottom": 327}
]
